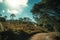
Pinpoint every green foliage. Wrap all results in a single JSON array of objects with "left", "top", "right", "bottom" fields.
[
  {"left": 31, "top": 0, "right": 60, "bottom": 33},
  {"left": 0, "top": 17, "right": 6, "bottom": 22}
]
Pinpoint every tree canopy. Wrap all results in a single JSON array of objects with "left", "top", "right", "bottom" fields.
[{"left": 31, "top": 0, "right": 60, "bottom": 33}]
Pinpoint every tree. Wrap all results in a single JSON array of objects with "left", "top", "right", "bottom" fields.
[
  {"left": 4, "top": 16, "right": 7, "bottom": 20},
  {"left": 19, "top": 18, "right": 23, "bottom": 21},
  {"left": 4, "top": 16, "right": 7, "bottom": 18},
  {"left": 10, "top": 14, "right": 16, "bottom": 21},
  {"left": 0, "top": 17, "right": 6, "bottom": 22},
  {"left": 31, "top": 0, "right": 60, "bottom": 35},
  {"left": 23, "top": 17, "right": 31, "bottom": 22},
  {"left": 19, "top": 18, "right": 23, "bottom": 23}
]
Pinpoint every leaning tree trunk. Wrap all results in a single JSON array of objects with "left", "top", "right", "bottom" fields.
[{"left": 0, "top": 23, "right": 4, "bottom": 32}]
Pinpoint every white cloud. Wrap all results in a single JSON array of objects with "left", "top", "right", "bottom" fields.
[
  {"left": 0, "top": 0, "right": 3, "bottom": 3},
  {"left": 4, "top": 0, "right": 28, "bottom": 14},
  {"left": 5, "top": 0, "right": 28, "bottom": 9},
  {"left": 7, "top": 9, "right": 21, "bottom": 14}
]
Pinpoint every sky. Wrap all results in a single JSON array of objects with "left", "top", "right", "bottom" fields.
[{"left": 0, "top": 0, "right": 41, "bottom": 21}]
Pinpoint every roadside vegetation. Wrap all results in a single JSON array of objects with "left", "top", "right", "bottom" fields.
[{"left": 0, "top": 0, "right": 60, "bottom": 40}]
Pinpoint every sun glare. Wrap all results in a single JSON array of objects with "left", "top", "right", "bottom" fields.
[
  {"left": 4, "top": 0, "right": 28, "bottom": 14},
  {"left": 0, "top": 0, "right": 3, "bottom": 3},
  {"left": 5, "top": 0, "right": 28, "bottom": 9}
]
